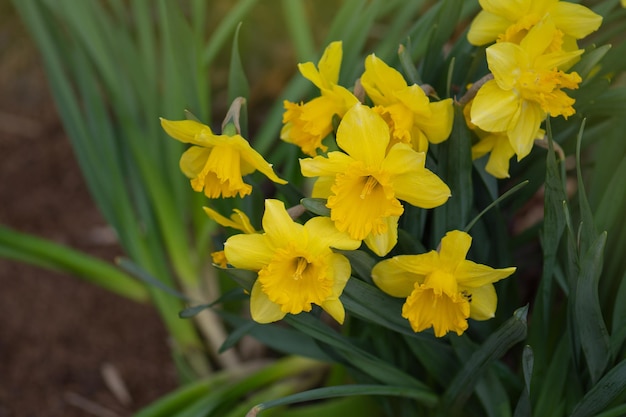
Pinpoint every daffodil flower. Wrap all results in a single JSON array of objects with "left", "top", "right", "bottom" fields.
[
  {"left": 467, "top": 0, "right": 602, "bottom": 47},
  {"left": 223, "top": 199, "right": 361, "bottom": 324},
  {"left": 161, "top": 118, "right": 286, "bottom": 198},
  {"left": 372, "top": 230, "right": 516, "bottom": 337},
  {"left": 360, "top": 54, "right": 453, "bottom": 152},
  {"left": 300, "top": 103, "right": 450, "bottom": 256},
  {"left": 470, "top": 19, "right": 583, "bottom": 160},
  {"left": 281, "top": 41, "right": 359, "bottom": 156}
]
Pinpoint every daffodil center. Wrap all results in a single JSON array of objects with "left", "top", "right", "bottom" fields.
[
  {"left": 514, "top": 68, "right": 581, "bottom": 117},
  {"left": 360, "top": 176, "right": 379, "bottom": 199},
  {"left": 292, "top": 256, "right": 309, "bottom": 280},
  {"left": 258, "top": 247, "right": 333, "bottom": 315},
  {"left": 498, "top": 14, "right": 540, "bottom": 44}
]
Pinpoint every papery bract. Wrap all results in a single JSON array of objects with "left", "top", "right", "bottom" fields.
[
  {"left": 224, "top": 199, "right": 361, "bottom": 324},
  {"left": 372, "top": 230, "right": 516, "bottom": 337}
]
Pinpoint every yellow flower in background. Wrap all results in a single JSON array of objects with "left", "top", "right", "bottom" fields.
[
  {"left": 300, "top": 103, "right": 450, "bottom": 256},
  {"left": 372, "top": 230, "right": 516, "bottom": 337},
  {"left": 281, "top": 41, "right": 359, "bottom": 156},
  {"left": 470, "top": 19, "right": 583, "bottom": 160},
  {"left": 161, "top": 118, "right": 286, "bottom": 198},
  {"left": 224, "top": 199, "right": 361, "bottom": 324},
  {"left": 361, "top": 54, "right": 453, "bottom": 152},
  {"left": 467, "top": 0, "right": 602, "bottom": 46},
  {"left": 464, "top": 100, "right": 542, "bottom": 179}
]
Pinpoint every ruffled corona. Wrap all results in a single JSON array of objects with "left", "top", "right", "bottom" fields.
[
  {"left": 161, "top": 118, "right": 286, "bottom": 198},
  {"left": 301, "top": 104, "right": 450, "bottom": 256},
  {"left": 372, "top": 230, "right": 516, "bottom": 337},
  {"left": 223, "top": 200, "right": 361, "bottom": 324}
]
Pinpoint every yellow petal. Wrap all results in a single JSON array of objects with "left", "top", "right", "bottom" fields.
[
  {"left": 304, "top": 216, "right": 362, "bottom": 252},
  {"left": 486, "top": 43, "right": 527, "bottom": 89},
  {"left": 518, "top": 17, "right": 557, "bottom": 59},
  {"left": 463, "top": 283, "right": 497, "bottom": 321},
  {"left": 413, "top": 99, "right": 454, "bottom": 144},
  {"left": 438, "top": 230, "right": 472, "bottom": 271},
  {"left": 364, "top": 216, "right": 399, "bottom": 257},
  {"left": 250, "top": 280, "right": 286, "bottom": 323},
  {"left": 485, "top": 133, "right": 516, "bottom": 178},
  {"left": 317, "top": 41, "right": 343, "bottom": 85},
  {"left": 361, "top": 54, "right": 408, "bottom": 105},
  {"left": 203, "top": 207, "right": 255, "bottom": 234},
  {"left": 321, "top": 299, "right": 346, "bottom": 324},
  {"left": 179, "top": 146, "right": 211, "bottom": 179},
  {"left": 385, "top": 144, "right": 451, "bottom": 209},
  {"left": 160, "top": 118, "right": 213, "bottom": 145},
  {"left": 393, "top": 251, "right": 441, "bottom": 278},
  {"left": 224, "top": 233, "right": 274, "bottom": 270},
  {"left": 467, "top": 11, "right": 511, "bottom": 45},
  {"left": 311, "top": 176, "right": 335, "bottom": 198},
  {"left": 321, "top": 253, "right": 352, "bottom": 324},
  {"left": 392, "top": 85, "right": 431, "bottom": 116},
  {"left": 471, "top": 80, "right": 520, "bottom": 133},
  {"left": 300, "top": 152, "right": 354, "bottom": 178},
  {"left": 336, "top": 103, "right": 389, "bottom": 168},
  {"left": 455, "top": 260, "right": 516, "bottom": 287},
  {"left": 262, "top": 199, "right": 304, "bottom": 247},
  {"left": 230, "top": 135, "right": 286, "bottom": 184},
  {"left": 549, "top": 2, "right": 602, "bottom": 39},
  {"left": 508, "top": 101, "right": 545, "bottom": 160},
  {"left": 479, "top": 0, "right": 529, "bottom": 21},
  {"left": 298, "top": 62, "right": 325, "bottom": 91},
  {"left": 372, "top": 257, "right": 421, "bottom": 298}
]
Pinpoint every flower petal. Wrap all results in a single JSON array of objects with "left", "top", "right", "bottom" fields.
[
  {"left": 336, "top": 103, "right": 389, "bottom": 168},
  {"left": 471, "top": 80, "right": 520, "bottom": 133},
  {"left": 487, "top": 43, "right": 527, "bottom": 89},
  {"left": 179, "top": 146, "right": 211, "bottom": 179},
  {"left": 304, "top": 216, "right": 362, "bottom": 252},
  {"left": 262, "top": 199, "right": 304, "bottom": 247},
  {"left": 386, "top": 144, "right": 450, "bottom": 209},
  {"left": 372, "top": 257, "right": 421, "bottom": 298},
  {"left": 402, "top": 285, "right": 470, "bottom": 337},
  {"left": 413, "top": 99, "right": 454, "bottom": 144},
  {"left": 438, "top": 230, "right": 473, "bottom": 270},
  {"left": 549, "top": 2, "right": 602, "bottom": 39},
  {"left": 300, "top": 152, "right": 354, "bottom": 178},
  {"left": 317, "top": 41, "right": 343, "bottom": 85},
  {"left": 478, "top": 0, "right": 529, "bottom": 21},
  {"left": 160, "top": 118, "right": 213, "bottom": 146},
  {"left": 507, "top": 101, "right": 545, "bottom": 160},
  {"left": 465, "top": 283, "right": 497, "bottom": 321},
  {"left": 467, "top": 11, "right": 512, "bottom": 45},
  {"left": 250, "top": 280, "right": 286, "bottom": 323},
  {"left": 361, "top": 54, "right": 408, "bottom": 105},
  {"left": 364, "top": 216, "right": 399, "bottom": 257},
  {"left": 203, "top": 206, "right": 254, "bottom": 233},
  {"left": 224, "top": 233, "right": 274, "bottom": 270},
  {"left": 485, "top": 133, "right": 516, "bottom": 178},
  {"left": 231, "top": 135, "right": 286, "bottom": 184},
  {"left": 455, "top": 260, "right": 516, "bottom": 287}
]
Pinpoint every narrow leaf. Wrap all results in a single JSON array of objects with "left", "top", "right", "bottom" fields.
[{"left": 570, "top": 359, "right": 626, "bottom": 417}]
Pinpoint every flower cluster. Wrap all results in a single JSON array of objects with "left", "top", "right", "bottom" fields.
[
  {"left": 157, "top": 0, "right": 610, "bottom": 337},
  {"left": 465, "top": 0, "right": 601, "bottom": 178}
]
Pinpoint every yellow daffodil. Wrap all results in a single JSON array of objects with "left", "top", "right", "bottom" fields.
[
  {"left": 464, "top": 100, "right": 541, "bottom": 178},
  {"left": 360, "top": 54, "right": 453, "bottom": 152},
  {"left": 467, "top": 0, "right": 602, "bottom": 47},
  {"left": 203, "top": 207, "right": 256, "bottom": 267},
  {"left": 372, "top": 230, "right": 516, "bottom": 337},
  {"left": 161, "top": 118, "right": 286, "bottom": 198},
  {"left": 281, "top": 41, "right": 359, "bottom": 156},
  {"left": 300, "top": 103, "right": 450, "bottom": 256},
  {"left": 224, "top": 199, "right": 361, "bottom": 324},
  {"left": 470, "top": 19, "right": 583, "bottom": 160}
]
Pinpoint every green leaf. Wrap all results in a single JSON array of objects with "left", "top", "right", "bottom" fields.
[
  {"left": 570, "top": 359, "right": 626, "bottom": 417},
  {"left": 576, "top": 232, "right": 610, "bottom": 384},
  {"left": 337, "top": 250, "right": 376, "bottom": 282},
  {"left": 441, "top": 305, "right": 528, "bottom": 414},
  {"left": 513, "top": 346, "right": 533, "bottom": 417},
  {"left": 248, "top": 384, "right": 439, "bottom": 416},
  {"left": 228, "top": 22, "right": 250, "bottom": 137},
  {"left": 219, "top": 266, "right": 258, "bottom": 292},
  {"left": 464, "top": 181, "right": 529, "bottom": 233}
]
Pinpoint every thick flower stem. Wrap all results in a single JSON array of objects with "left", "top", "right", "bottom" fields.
[{"left": 456, "top": 73, "right": 494, "bottom": 106}]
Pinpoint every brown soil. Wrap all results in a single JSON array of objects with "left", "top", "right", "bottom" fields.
[{"left": 0, "top": 5, "right": 178, "bottom": 417}]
